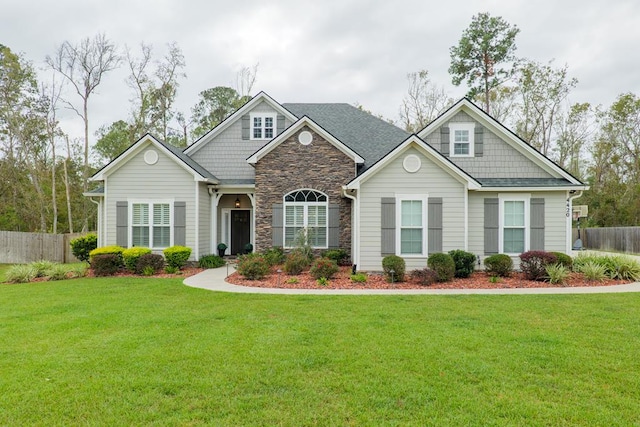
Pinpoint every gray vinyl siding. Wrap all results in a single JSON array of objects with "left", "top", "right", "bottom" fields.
[
  {"left": 469, "top": 191, "right": 568, "bottom": 268},
  {"left": 105, "top": 141, "right": 197, "bottom": 259},
  {"left": 423, "top": 111, "right": 553, "bottom": 179},
  {"left": 358, "top": 146, "right": 466, "bottom": 271},
  {"left": 189, "top": 101, "right": 294, "bottom": 182},
  {"left": 198, "top": 183, "right": 211, "bottom": 256}
]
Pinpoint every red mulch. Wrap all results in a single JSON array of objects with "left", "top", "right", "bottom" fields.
[
  {"left": 226, "top": 266, "right": 630, "bottom": 290},
  {"left": 84, "top": 267, "right": 204, "bottom": 279}
]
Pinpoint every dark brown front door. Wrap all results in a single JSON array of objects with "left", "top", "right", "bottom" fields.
[{"left": 231, "top": 210, "right": 250, "bottom": 255}]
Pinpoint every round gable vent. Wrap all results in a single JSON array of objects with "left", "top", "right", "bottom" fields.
[
  {"left": 144, "top": 149, "right": 159, "bottom": 165},
  {"left": 298, "top": 131, "right": 313, "bottom": 145},
  {"left": 403, "top": 154, "right": 421, "bottom": 173}
]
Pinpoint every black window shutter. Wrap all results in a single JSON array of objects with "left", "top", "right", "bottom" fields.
[
  {"left": 440, "top": 126, "right": 450, "bottom": 156},
  {"left": 484, "top": 198, "right": 499, "bottom": 255},
  {"left": 328, "top": 204, "right": 340, "bottom": 248},
  {"left": 381, "top": 198, "right": 396, "bottom": 255},
  {"left": 530, "top": 198, "right": 545, "bottom": 251},
  {"left": 116, "top": 201, "right": 128, "bottom": 247},
  {"left": 475, "top": 126, "right": 484, "bottom": 157},
  {"left": 428, "top": 198, "right": 443, "bottom": 253},
  {"left": 241, "top": 115, "right": 250, "bottom": 140},
  {"left": 174, "top": 202, "right": 186, "bottom": 246},
  {"left": 272, "top": 204, "right": 283, "bottom": 247}
]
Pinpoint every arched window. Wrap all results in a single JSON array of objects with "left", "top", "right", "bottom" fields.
[{"left": 284, "top": 189, "right": 328, "bottom": 248}]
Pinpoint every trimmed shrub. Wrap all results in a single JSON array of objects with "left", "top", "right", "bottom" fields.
[
  {"left": 70, "top": 233, "right": 97, "bottom": 262},
  {"left": 448, "top": 249, "right": 477, "bottom": 278},
  {"left": 89, "top": 246, "right": 124, "bottom": 267},
  {"left": 484, "top": 254, "right": 513, "bottom": 277},
  {"left": 427, "top": 253, "right": 456, "bottom": 282},
  {"left": 545, "top": 264, "right": 570, "bottom": 285},
  {"left": 236, "top": 253, "right": 270, "bottom": 280},
  {"left": 262, "top": 247, "right": 285, "bottom": 267},
  {"left": 92, "top": 254, "right": 121, "bottom": 276},
  {"left": 382, "top": 255, "right": 405, "bottom": 282},
  {"left": 322, "top": 249, "right": 349, "bottom": 265},
  {"left": 283, "top": 250, "right": 310, "bottom": 275},
  {"left": 310, "top": 258, "right": 339, "bottom": 280},
  {"left": 411, "top": 268, "right": 439, "bottom": 286},
  {"left": 519, "top": 251, "right": 557, "bottom": 281},
  {"left": 350, "top": 273, "right": 367, "bottom": 283},
  {"left": 4, "top": 264, "right": 38, "bottom": 283},
  {"left": 551, "top": 252, "right": 573, "bottom": 269},
  {"left": 198, "top": 254, "right": 225, "bottom": 269},
  {"left": 135, "top": 254, "right": 165, "bottom": 275},
  {"left": 122, "top": 247, "right": 152, "bottom": 272},
  {"left": 163, "top": 246, "right": 192, "bottom": 270}
]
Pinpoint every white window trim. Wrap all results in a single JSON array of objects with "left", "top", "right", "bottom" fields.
[
  {"left": 498, "top": 193, "right": 530, "bottom": 255},
  {"left": 449, "top": 123, "right": 475, "bottom": 158},
  {"left": 250, "top": 112, "right": 277, "bottom": 140},
  {"left": 283, "top": 190, "right": 329, "bottom": 249},
  {"left": 128, "top": 199, "right": 174, "bottom": 250},
  {"left": 395, "top": 194, "right": 428, "bottom": 257}
]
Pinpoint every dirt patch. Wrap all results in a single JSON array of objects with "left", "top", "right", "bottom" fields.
[{"left": 226, "top": 266, "right": 629, "bottom": 290}]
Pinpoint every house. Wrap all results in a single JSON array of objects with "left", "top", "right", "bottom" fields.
[{"left": 86, "top": 92, "right": 587, "bottom": 271}]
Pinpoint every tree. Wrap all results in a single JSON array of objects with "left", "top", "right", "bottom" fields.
[
  {"left": 399, "top": 70, "right": 453, "bottom": 132},
  {"left": 93, "top": 120, "right": 133, "bottom": 165},
  {"left": 190, "top": 86, "right": 241, "bottom": 139},
  {"left": 553, "top": 102, "right": 594, "bottom": 178},
  {"left": 449, "top": 12, "right": 520, "bottom": 113},
  {"left": 46, "top": 33, "right": 121, "bottom": 231}
]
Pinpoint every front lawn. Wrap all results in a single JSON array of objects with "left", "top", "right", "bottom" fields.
[{"left": 2, "top": 277, "right": 640, "bottom": 425}]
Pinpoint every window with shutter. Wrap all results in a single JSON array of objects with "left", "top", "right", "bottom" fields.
[
  {"left": 283, "top": 189, "right": 328, "bottom": 248},
  {"left": 130, "top": 201, "right": 172, "bottom": 248}
]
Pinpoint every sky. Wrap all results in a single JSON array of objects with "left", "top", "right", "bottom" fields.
[{"left": 3, "top": 0, "right": 640, "bottom": 143}]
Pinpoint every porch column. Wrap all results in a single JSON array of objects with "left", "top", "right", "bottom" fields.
[
  {"left": 211, "top": 192, "right": 223, "bottom": 254},
  {"left": 247, "top": 193, "right": 256, "bottom": 250}
]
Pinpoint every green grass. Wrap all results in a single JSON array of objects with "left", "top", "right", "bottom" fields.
[{"left": 2, "top": 277, "right": 640, "bottom": 425}]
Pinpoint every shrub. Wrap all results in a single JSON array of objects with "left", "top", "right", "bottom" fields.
[
  {"left": 70, "top": 233, "right": 97, "bottom": 262},
  {"left": 292, "top": 229, "right": 314, "bottom": 262},
  {"left": 198, "top": 254, "right": 225, "bottom": 269},
  {"left": 46, "top": 264, "right": 69, "bottom": 281},
  {"left": 122, "top": 247, "right": 152, "bottom": 272},
  {"left": 606, "top": 255, "right": 640, "bottom": 281},
  {"left": 163, "top": 246, "right": 192, "bottom": 270},
  {"left": 92, "top": 254, "right": 121, "bottom": 276},
  {"left": 448, "top": 249, "right": 476, "bottom": 278},
  {"left": 165, "top": 266, "right": 179, "bottom": 274},
  {"left": 236, "top": 253, "right": 270, "bottom": 280},
  {"left": 283, "top": 250, "right": 310, "bottom": 275},
  {"left": 67, "top": 264, "right": 88, "bottom": 279},
  {"left": 519, "top": 251, "right": 557, "bottom": 281},
  {"left": 350, "top": 273, "right": 367, "bottom": 283},
  {"left": 4, "top": 264, "right": 38, "bottom": 283},
  {"left": 545, "top": 264, "right": 570, "bottom": 285},
  {"left": 577, "top": 261, "right": 607, "bottom": 282},
  {"left": 427, "top": 253, "right": 456, "bottom": 282},
  {"left": 322, "top": 249, "right": 349, "bottom": 265},
  {"left": 142, "top": 266, "right": 156, "bottom": 276},
  {"left": 135, "top": 254, "right": 165, "bottom": 275},
  {"left": 551, "top": 252, "right": 573, "bottom": 269},
  {"left": 31, "top": 260, "right": 56, "bottom": 277},
  {"left": 411, "top": 268, "right": 439, "bottom": 286},
  {"left": 317, "top": 277, "right": 330, "bottom": 286},
  {"left": 89, "top": 246, "right": 124, "bottom": 267},
  {"left": 484, "top": 254, "right": 513, "bottom": 277},
  {"left": 310, "top": 258, "right": 339, "bottom": 280},
  {"left": 286, "top": 277, "right": 299, "bottom": 284},
  {"left": 262, "top": 247, "right": 285, "bottom": 267},
  {"left": 382, "top": 255, "right": 405, "bottom": 282}
]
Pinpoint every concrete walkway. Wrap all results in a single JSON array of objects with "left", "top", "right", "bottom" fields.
[{"left": 184, "top": 265, "right": 640, "bottom": 295}]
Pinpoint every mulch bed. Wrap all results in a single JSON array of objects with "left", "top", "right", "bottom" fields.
[
  {"left": 226, "top": 266, "right": 630, "bottom": 290},
  {"left": 84, "top": 267, "right": 204, "bottom": 279}
]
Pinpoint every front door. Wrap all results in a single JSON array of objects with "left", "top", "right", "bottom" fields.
[{"left": 231, "top": 210, "right": 250, "bottom": 255}]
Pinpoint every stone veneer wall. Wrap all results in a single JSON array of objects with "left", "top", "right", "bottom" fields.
[{"left": 254, "top": 126, "right": 354, "bottom": 253}]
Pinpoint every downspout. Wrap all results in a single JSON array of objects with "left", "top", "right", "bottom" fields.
[
  {"left": 88, "top": 197, "right": 102, "bottom": 247},
  {"left": 208, "top": 186, "right": 217, "bottom": 254},
  {"left": 567, "top": 190, "right": 584, "bottom": 253},
  {"left": 342, "top": 187, "right": 358, "bottom": 269}
]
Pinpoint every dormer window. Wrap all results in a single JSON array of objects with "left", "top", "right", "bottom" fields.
[
  {"left": 251, "top": 113, "right": 276, "bottom": 140},
  {"left": 449, "top": 123, "right": 475, "bottom": 157}
]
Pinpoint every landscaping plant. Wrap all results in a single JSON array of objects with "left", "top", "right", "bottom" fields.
[
  {"left": 448, "top": 249, "right": 477, "bottom": 278},
  {"left": 198, "top": 254, "right": 226, "bottom": 269},
  {"left": 350, "top": 273, "right": 367, "bottom": 283},
  {"left": 91, "top": 254, "right": 122, "bottom": 276},
  {"left": 122, "top": 247, "right": 152, "bottom": 272},
  {"left": 519, "top": 251, "right": 557, "bottom": 281},
  {"left": 89, "top": 246, "right": 125, "bottom": 267},
  {"left": 427, "top": 253, "right": 456, "bottom": 282},
  {"left": 284, "top": 250, "right": 310, "bottom": 275},
  {"left": 69, "top": 233, "right": 97, "bottom": 262},
  {"left": 135, "top": 254, "right": 165, "bottom": 275},
  {"left": 382, "top": 255, "right": 405, "bottom": 282},
  {"left": 410, "top": 268, "right": 439, "bottom": 286},
  {"left": 261, "top": 247, "right": 285, "bottom": 267},
  {"left": 309, "top": 258, "right": 339, "bottom": 280},
  {"left": 163, "top": 246, "right": 192, "bottom": 270},
  {"left": 484, "top": 254, "right": 513, "bottom": 277},
  {"left": 545, "top": 263, "right": 570, "bottom": 285},
  {"left": 236, "top": 253, "right": 270, "bottom": 280},
  {"left": 551, "top": 252, "right": 573, "bottom": 269}
]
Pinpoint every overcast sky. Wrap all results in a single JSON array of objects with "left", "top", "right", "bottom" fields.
[{"left": 3, "top": 0, "right": 640, "bottom": 143}]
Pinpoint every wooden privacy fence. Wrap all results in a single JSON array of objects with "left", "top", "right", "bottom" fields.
[
  {"left": 0, "top": 231, "right": 84, "bottom": 264},
  {"left": 573, "top": 227, "right": 640, "bottom": 254}
]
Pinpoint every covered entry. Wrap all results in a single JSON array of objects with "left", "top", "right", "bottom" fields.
[{"left": 230, "top": 209, "right": 251, "bottom": 255}]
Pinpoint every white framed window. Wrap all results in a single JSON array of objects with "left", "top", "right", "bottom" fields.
[
  {"left": 396, "top": 194, "right": 428, "bottom": 256},
  {"left": 284, "top": 189, "right": 328, "bottom": 248},
  {"left": 450, "top": 123, "right": 475, "bottom": 157},
  {"left": 130, "top": 201, "right": 172, "bottom": 249},
  {"left": 250, "top": 113, "right": 276, "bottom": 140},
  {"left": 499, "top": 194, "right": 530, "bottom": 254}
]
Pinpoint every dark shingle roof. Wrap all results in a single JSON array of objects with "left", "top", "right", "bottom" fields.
[
  {"left": 477, "top": 178, "right": 573, "bottom": 187},
  {"left": 158, "top": 138, "right": 218, "bottom": 182},
  {"left": 283, "top": 103, "right": 409, "bottom": 170}
]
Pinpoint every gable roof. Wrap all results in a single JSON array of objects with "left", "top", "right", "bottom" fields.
[
  {"left": 184, "top": 91, "right": 298, "bottom": 156},
  {"left": 247, "top": 116, "right": 365, "bottom": 165},
  {"left": 90, "top": 134, "right": 218, "bottom": 183},
  {"left": 345, "top": 135, "right": 482, "bottom": 190},
  {"left": 283, "top": 103, "right": 410, "bottom": 171},
  {"left": 417, "top": 98, "right": 585, "bottom": 186}
]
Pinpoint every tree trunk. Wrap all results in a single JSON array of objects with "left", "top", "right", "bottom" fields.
[{"left": 64, "top": 136, "right": 74, "bottom": 233}]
